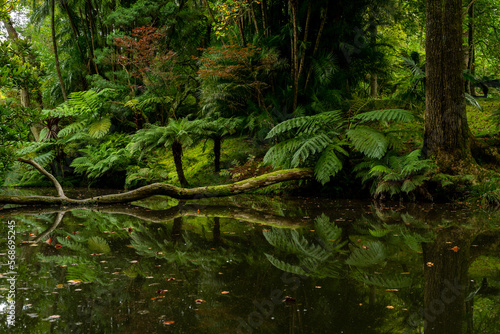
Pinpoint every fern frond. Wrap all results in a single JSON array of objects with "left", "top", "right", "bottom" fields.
[
  {"left": 314, "top": 144, "right": 344, "bottom": 185},
  {"left": 465, "top": 93, "right": 482, "bottom": 111},
  {"left": 347, "top": 126, "right": 389, "bottom": 159},
  {"left": 265, "top": 254, "right": 308, "bottom": 275},
  {"left": 345, "top": 241, "right": 386, "bottom": 267},
  {"left": 58, "top": 120, "right": 87, "bottom": 138},
  {"left": 88, "top": 117, "right": 112, "bottom": 138},
  {"left": 352, "top": 272, "right": 412, "bottom": 288},
  {"left": 32, "top": 150, "right": 55, "bottom": 167},
  {"left": 354, "top": 109, "right": 416, "bottom": 123},
  {"left": 87, "top": 236, "right": 111, "bottom": 254}
]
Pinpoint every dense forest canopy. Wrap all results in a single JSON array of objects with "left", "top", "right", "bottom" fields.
[{"left": 1, "top": 0, "right": 500, "bottom": 202}]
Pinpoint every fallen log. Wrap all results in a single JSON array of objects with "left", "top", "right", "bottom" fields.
[{"left": 0, "top": 158, "right": 314, "bottom": 206}]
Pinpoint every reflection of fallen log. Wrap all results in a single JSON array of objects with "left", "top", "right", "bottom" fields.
[
  {"left": 0, "top": 159, "right": 313, "bottom": 206},
  {"left": 3, "top": 203, "right": 309, "bottom": 227}
]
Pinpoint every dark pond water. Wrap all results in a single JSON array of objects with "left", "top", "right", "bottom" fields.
[{"left": 0, "top": 189, "right": 499, "bottom": 333}]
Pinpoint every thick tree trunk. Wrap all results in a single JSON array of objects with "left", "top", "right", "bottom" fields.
[
  {"left": 52, "top": 0, "right": 68, "bottom": 101},
  {"left": 422, "top": 228, "right": 472, "bottom": 334},
  {"left": 422, "top": 0, "right": 472, "bottom": 172},
  {"left": 172, "top": 141, "right": 189, "bottom": 187},
  {"left": 0, "top": 159, "right": 313, "bottom": 206}
]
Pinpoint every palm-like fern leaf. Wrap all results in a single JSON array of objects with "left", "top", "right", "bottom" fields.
[
  {"left": 345, "top": 241, "right": 386, "bottom": 268},
  {"left": 88, "top": 117, "right": 112, "bottom": 139},
  {"left": 354, "top": 109, "right": 416, "bottom": 123},
  {"left": 346, "top": 126, "right": 389, "bottom": 159}
]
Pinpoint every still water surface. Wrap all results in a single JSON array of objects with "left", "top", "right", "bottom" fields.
[{"left": 0, "top": 189, "right": 499, "bottom": 333}]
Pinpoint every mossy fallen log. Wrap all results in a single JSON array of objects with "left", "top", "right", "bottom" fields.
[{"left": 0, "top": 158, "right": 313, "bottom": 206}]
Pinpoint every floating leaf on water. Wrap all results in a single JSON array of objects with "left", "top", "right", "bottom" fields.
[
  {"left": 386, "top": 305, "right": 395, "bottom": 309},
  {"left": 163, "top": 321, "right": 175, "bottom": 325},
  {"left": 450, "top": 246, "right": 459, "bottom": 252},
  {"left": 151, "top": 296, "right": 165, "bottom": 301},
  {"left": 221, "top": 291, "right": 230, "bottom": 294},
  {"left": 55, "top": 244, "right": 62, "bottom": 249},
  {"left": 426, "top": 262, "right": 434, "bottom": 267},
  {"left": 195, "top": 299, "right": 206, "bottom": 304},
  {"left": 56, "top": 284, "right": 64, "bottom": 289}
]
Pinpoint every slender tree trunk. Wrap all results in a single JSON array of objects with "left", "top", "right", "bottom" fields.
[
  {"left": 3, "top": 16, "right": 31, "bottom": 107},
  {"left": 466, "top": 3, "right": 475, "bottom": 95},
  {"left": 2, "top": 16, "right": 18, "bottom": 39},
  {"left": 289, "top": 0, "right": 299, "bottom": 112},
  {"left": 370, "top": 23, "right": 378, "bottom": 98},
  {"left": 51, "top": 0, "right": 68, "bottom": 101},
  {"left": 422, "top": 0, "right": 472, "bottom": 172},
  {"left": 304, "top": 6, "right": 328, "bottom": 92},
  {"left": 172, "top": 141, "right": 189, "bottom": 187},
  {"left": 213, "top": 137, "right": 221, "bottom": 173}
]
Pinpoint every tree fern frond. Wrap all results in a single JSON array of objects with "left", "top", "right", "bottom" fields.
[
  {"left": 32, "top": 150, "right": 55, "bottom": 167},
  {"left": 345, "top": 241, "right": 386, "bottom": 267},
  {"left": 314, "top": 214, "right": 343, "bottom": 247},
  {"left": 88, "top": 117, "right": 112, "bottom": 138},
  {"left": 347, "top": 126, "right": 389, "bottom": 159},
  {"left": 354, "top": 109, "right": 416, "bottom": 123},
  {"left": 314, "top": 144, "right": 344, "bottom": 185},
  {"left": 465, "top": 93, "right": 482, "bottom": 111},
  {"left": 291, "top": 133, "right": 332, "bottom": 166},
  {"left": 352, "top": 272, "right": 412, "bottom": 288},
  {"left": 265, "top": 254, "right": 308, "bottom": 275},
  {"left": 58, "top": 120, "right": 87, "bottom": 138},
  {"left": 87, "top": 236, "right": 111, "bottom": 254}
]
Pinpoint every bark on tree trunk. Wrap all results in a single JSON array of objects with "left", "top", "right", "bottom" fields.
[
  {"left": 172, "top": 141, "right": 189, "bottom": 188},
  {"left": 0, "top": 159, "right": 313, "bottom": 206},
  {"left": 52, "top": 0, "right": 68, "bottom": 101},
  {"left": 422, "top": 0, "right": 472, "bottom": 172}
]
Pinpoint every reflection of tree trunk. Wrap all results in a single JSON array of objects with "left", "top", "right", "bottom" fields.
[
  {"left": 172, "top": 141, "right": 189, "bottom": 188},
  {"left": 422, "top": 228, "right": 472, "bottom": 334},
  {"left": 369, "top": 285, "right": 376, "bottom": 305},
  {"left": 171, "top": 217, "right": 183, "bottom": 242},
  {"left": 213, "top": 217, "right": 221, "bottom": 244},
  {"left": 214, "top": 137, "right": 221, "bottom": 172}
]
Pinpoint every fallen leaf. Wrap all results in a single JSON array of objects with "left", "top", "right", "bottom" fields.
[
  {"left": 46, "top": 238, "right": 52, "bottom": 245},
  {"left": 166, "top": 277, "right": 175, "bottom": 281},
  {"left": 315, "top": 286, "right": 322, "bottom": 289},
  {"left": 283, "top": 296, "right": 296, "bottom": 303},
  {"left": 221, "top": 291, "right": 230, "bottom": 294},
  {"left": 426, "top": 262, "right": 434, "bottom": 267},
  {"left": 450, "top": 246, "right": 459, "bottom": 252},
  {"left": 386, "top": 305, "right": 395, "bottom": 309},
  {"left": 55, "top": 244, "right": 62, "bottom": 249},
  {"left": 56, "top": 284, "right": 64, "bottom": 289},
  {"left": 195, "top": 299, "right": 206, "bottom": 304},
  {"left": 163, "top": 320, "right": 175, "bottom": 325},
  {"left": 385, "top": 289, "right": 399, "bottom": 292},
  {"left": 151, "top": 296, "right": 165, "bottom": 300},
  {"left": 156, "top": 289, "right": 168, "bottom": 294}
]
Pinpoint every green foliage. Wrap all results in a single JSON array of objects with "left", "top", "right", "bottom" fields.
[
  {"left": 345, "top": 241, "right": 386, "bottom": 268},
  {"left": 354, "top": 149, "right": 435, "bottom": 199},
  {"left": 265, "top": 107, "right": 417, "bottom": 185},
  {"left": 264, "top": 215, "right": 344, "bottom": 279}
]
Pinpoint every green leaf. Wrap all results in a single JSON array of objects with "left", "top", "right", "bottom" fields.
[
  {"left": 88, "top": 118, "right": 111, "bottom": 138},
  {"left": 347, "top": 126, "right": 389, "bottom": 159}
]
